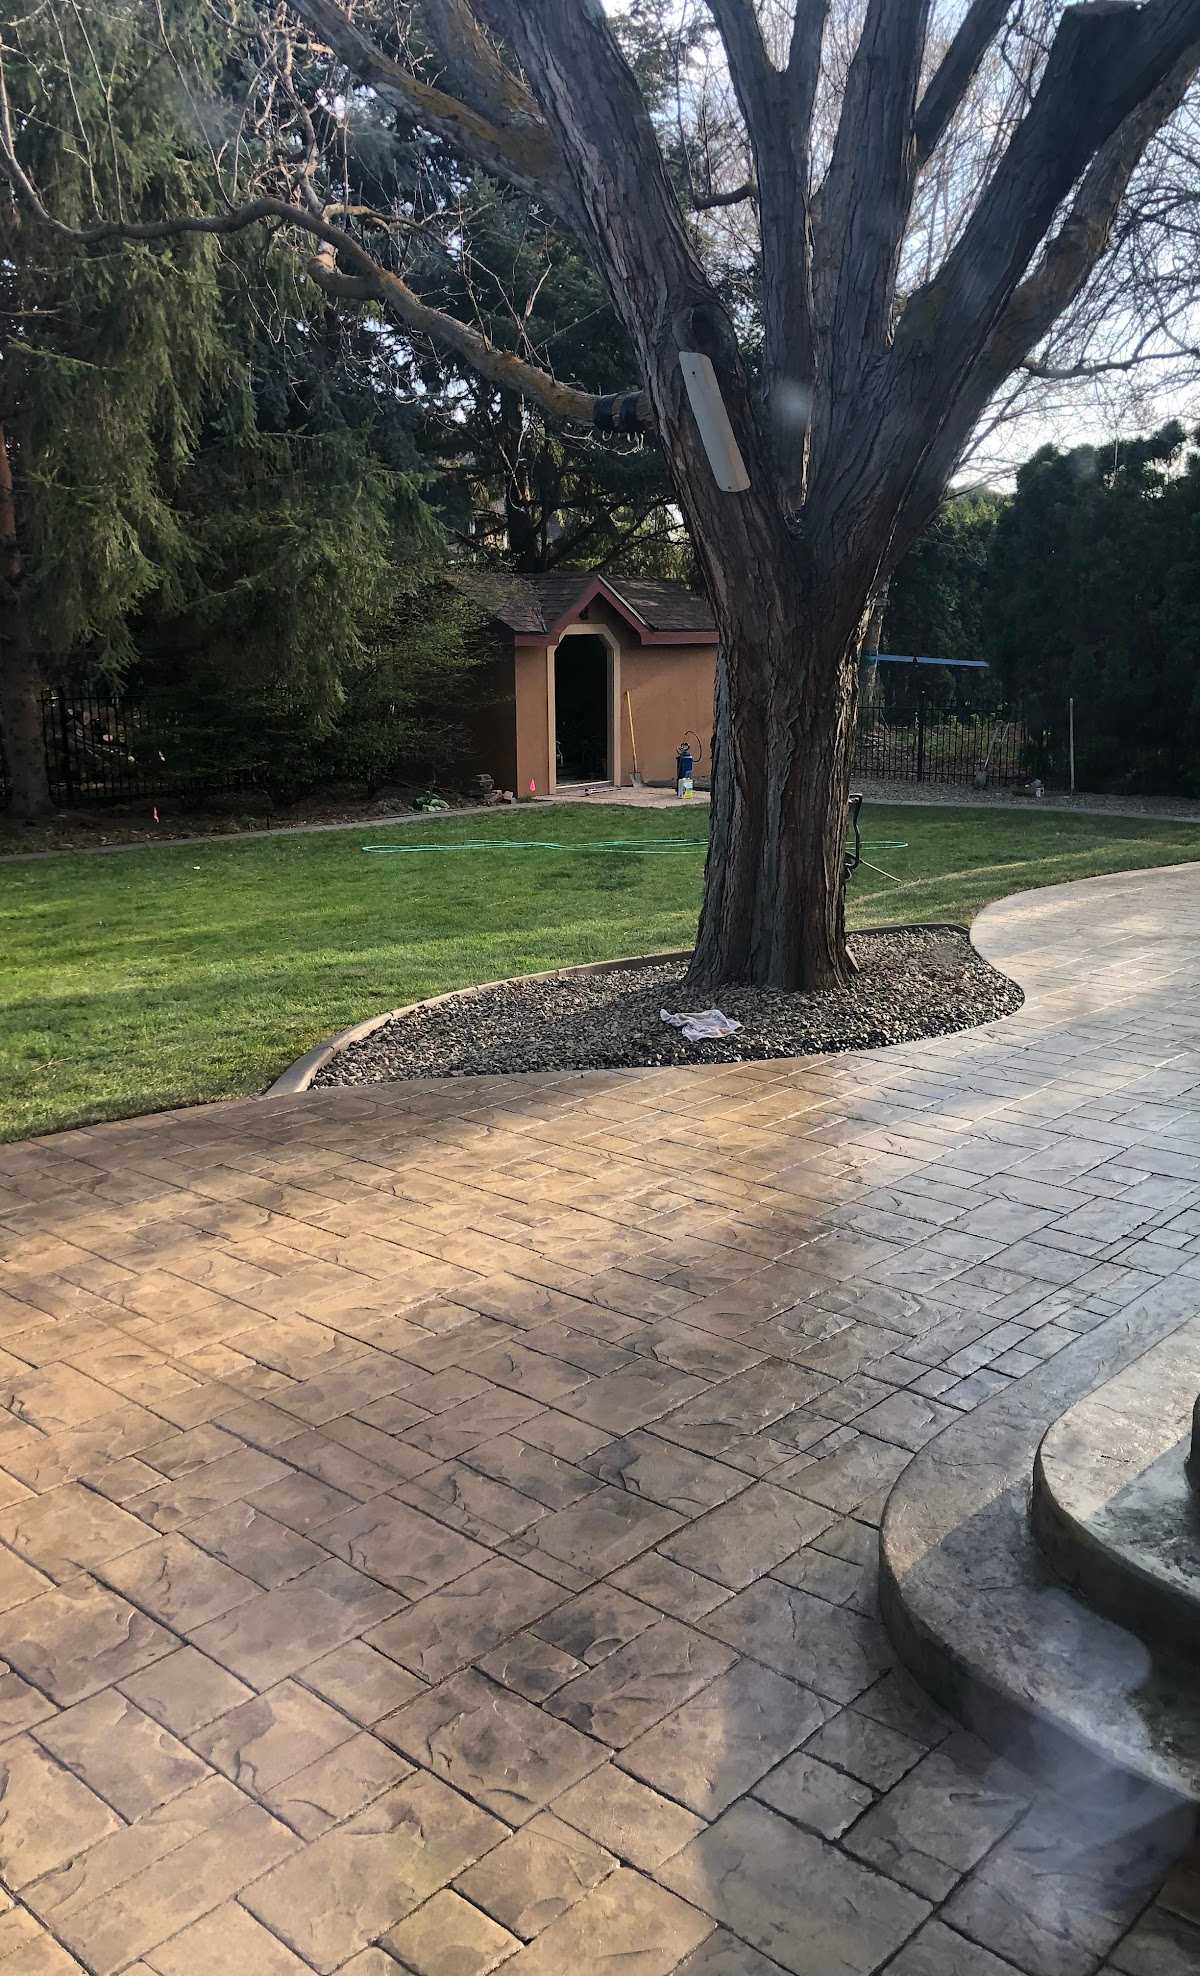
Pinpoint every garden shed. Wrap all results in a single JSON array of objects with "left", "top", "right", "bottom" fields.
[{"left": 449, "top": 569, "right": 717, "bottom": 794}]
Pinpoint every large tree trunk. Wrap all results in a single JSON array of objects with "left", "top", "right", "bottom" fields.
[
  {"left": 688, "top": 561, "right": 861, "bottom": 993},
  {"left": 0, "top": 424, "right": 52, "bottom": 822},
  {"left": 0, "top": 619, "right": 51, "bottom": 822}
]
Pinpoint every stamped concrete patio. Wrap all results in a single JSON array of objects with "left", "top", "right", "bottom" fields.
[{"left": 1, "top": 864, "right": 1199, "bottom": 1976}]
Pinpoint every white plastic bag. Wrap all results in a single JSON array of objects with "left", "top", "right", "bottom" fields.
[{"left": 660, "top": 1007, "right": 742, "bottom": 1043}]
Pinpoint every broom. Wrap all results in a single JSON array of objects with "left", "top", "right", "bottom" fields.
[{"left": 624, "top": 691, "right": 643, "bottom": 786}]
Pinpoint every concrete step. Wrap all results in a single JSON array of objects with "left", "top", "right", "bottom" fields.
[
  {"left": 1031, "top": 1317, "right": 1200, "bottom": 1655},
  {"left": 880, "top": 1296, "right": 1200, "bottom": 1812}
]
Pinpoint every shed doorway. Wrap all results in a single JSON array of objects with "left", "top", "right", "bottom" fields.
[{"left": 555, "top": 635, "right": 611, "bottom": 783}]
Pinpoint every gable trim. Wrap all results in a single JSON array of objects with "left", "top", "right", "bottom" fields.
[{"left": 542, "top": 574, "right": 715, "bottom": 642}]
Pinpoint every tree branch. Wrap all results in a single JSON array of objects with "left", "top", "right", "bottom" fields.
[
  {"left": 0, "top": 115, "right": 650, "bottom": 434},
  {"left": 417, "top": 0, "right": 541, "bottom": 130},
  {"left": 291, "top": 0, "right": 577, "bottom": 224},
  {"left": 1022, "top": 344, "right": 1198, "bottom": 378},
  {"left": 484, "top": 2, "right": 749, "bottom": 445},
  {"left": 705, "top": 0, "right": 773, "bottom": 132},
  {"left": 902, "top": 1, "right": 1200, "bottom": 391},
  {"left": 816, "top": 2, "right": 931, "bottom": 398},
  {"left": 889, "top": 39, "right": 1200, "bottom": 561},
  {"left": 709, "top": 0, "right": 827, "bottom": 494},
  {"left": 480, "top": 3, "right": 787, "bottom": 634},
  {"left": 787, "top": 1, "right": 830, "bottom": 111},
  {"left": 915, "top": 0, "right": 1012, "bottom": 167},
  {"left": 690, "top": 180, "right": 755, "bottom": 208}
]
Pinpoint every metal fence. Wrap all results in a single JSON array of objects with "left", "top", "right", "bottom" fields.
[
  {"left": 5, "top": 677, "right": 1046, "bottom": 809},
  {"left": 0, "top": 680, "right": 252, "bottom": 808},
  {"left": 854, "top": 704, "right": 1035, "bottom": 786}
]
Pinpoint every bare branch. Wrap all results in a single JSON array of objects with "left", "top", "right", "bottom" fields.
[
  {"left": 902, "top": 0, "right": 1200, "bottom": 392},
  {"left": 987, "top": 47, "right": 1200, "bottom": 376},
  {"left": 705, "top": 0, "right": 773, "bottom": 132},
  {"left": 690, "top": 179, "right": 756, "bottom": 208},
  {"left": 888, "top": 40, "right": 1200, "bottom": 562},
  {"left": 417, "top": 0, "right": 540, "bottom": 129},
  {"left": 787, "top": 1, "right": 831, "bottom": 123},
  {"left": 709, "top": 0, "right": 828, "bottom": 494},
  {"left": 915, "top": 0, "right": 1013, "bottom": 168},
  {"left": 1022, "top": 344, "right": 1199, "bottom": 377}
]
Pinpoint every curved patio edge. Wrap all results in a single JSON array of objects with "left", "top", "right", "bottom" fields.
[
  {"left": 880, "top": 863, "right": 1200, "bottom": 1811},
  {"left": 263, "top": 949, "right": 692, "bottom": 1096},
  {"left": 263, "top": 920, "right": 975, "bottom": 1098},
  {"left": 879, "top": 1296, "right": 1200, "bottom": 1809}
]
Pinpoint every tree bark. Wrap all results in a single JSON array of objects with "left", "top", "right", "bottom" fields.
[
  {"left": 689, "top": 557, "right": 861, "bottom": 993},
  {"left": 0, "top": 424, "right": 52, "bottom": 822}
]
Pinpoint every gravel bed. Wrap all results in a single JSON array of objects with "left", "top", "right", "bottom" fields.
[
  {"left": 853, "top": 777, "right": 1200, "bottom": 822},
  {"left": 312, "top": 926, "right": 1022, "bottom": 1087},
  {"left": 566, "top": 780, "right": 1200, "bottom": 823}
]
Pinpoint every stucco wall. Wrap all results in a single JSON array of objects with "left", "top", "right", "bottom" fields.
[
  {"left": 621, "top": 645, "right": 716, "bottom": 786},
  {"left": 514, "top": 641, "right": 552, "bottom": 796},
  {"left": 466, "top": 613, "right": 717, "bottom": 795}
]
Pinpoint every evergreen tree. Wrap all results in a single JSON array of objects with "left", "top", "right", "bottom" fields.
[
  {"left": 881, "top": 492, "right": 1002, "bottom": 717},
  {"left": 985, "top": 424, "right": 1200, "bottom": 793},
  {"left": 324, "top": 0, "right": 712, "bottom": 573},
  {"left": 0, "top": 0, "right": 460, "bottom": 818},
  {"left": 0, "top": 0, "right": 223, "bottom": 812},
  {"left": 884, "top": 495, "right": 1002, "bottom": 666}
]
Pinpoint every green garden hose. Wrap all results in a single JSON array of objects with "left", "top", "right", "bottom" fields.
[{"left": 362, "top": 837, "right": 908, "bottom": 856}]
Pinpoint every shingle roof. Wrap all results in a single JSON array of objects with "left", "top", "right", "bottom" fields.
[{"left": 447, "top": 569, "right": 715, "bottom": 636}]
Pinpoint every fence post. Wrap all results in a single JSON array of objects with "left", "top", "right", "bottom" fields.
[
  {"left": 915, "top": 689, "right": 926, "bottom": 783},
  {"left": 1069, "top": 696, "right": 1076, "bottom": 794},
  {"left": 55, "top": 691, "right": 76, "bottom": 807}
]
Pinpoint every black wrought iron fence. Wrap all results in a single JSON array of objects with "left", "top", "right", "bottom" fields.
[
  {"left": 854, "top": 703, "right": 1038, "bottom": 786},
  {"left": 0, "top": 680, "right": 255, "bottom": 808},
  {"left": 5, "top": 675, "right": 1053, "bottom": 809}
]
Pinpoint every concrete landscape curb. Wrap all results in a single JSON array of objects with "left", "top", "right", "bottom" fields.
[{"left": 264, "top": 922, "right": 973, "bottom": 1097}]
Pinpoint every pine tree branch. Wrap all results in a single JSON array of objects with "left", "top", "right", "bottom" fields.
[
  {"left": 915, "top": 0, "right": 1012, "bottom": 168},
  {"left": 0, "top": 112, "right": 650, "bottom": 434},
  {"left": 291, "top": 0, "right": 577, "bottom": 224}
]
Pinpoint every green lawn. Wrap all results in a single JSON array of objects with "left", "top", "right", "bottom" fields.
[{"left": 4, "top": 800, "right": 1199, "bottom": 1143}]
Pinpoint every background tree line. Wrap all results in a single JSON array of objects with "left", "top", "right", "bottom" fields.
[
  {"left": 3, "top": 3, "right": 1199, "bottom": 820},
  {"left": 0, "top": 0, "right": 684, "bottom": 815},
  {"left": 882, "top": 422, "right": 1200, "bottom": 796}
]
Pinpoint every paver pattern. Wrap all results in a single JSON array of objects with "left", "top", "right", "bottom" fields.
[{"left": 1, "top": 864, "right": 1199, "bottom": 1974}]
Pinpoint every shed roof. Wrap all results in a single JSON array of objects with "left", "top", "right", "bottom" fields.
[{"left": 448, "top": 568, "right": 716, "bottom": 637}]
